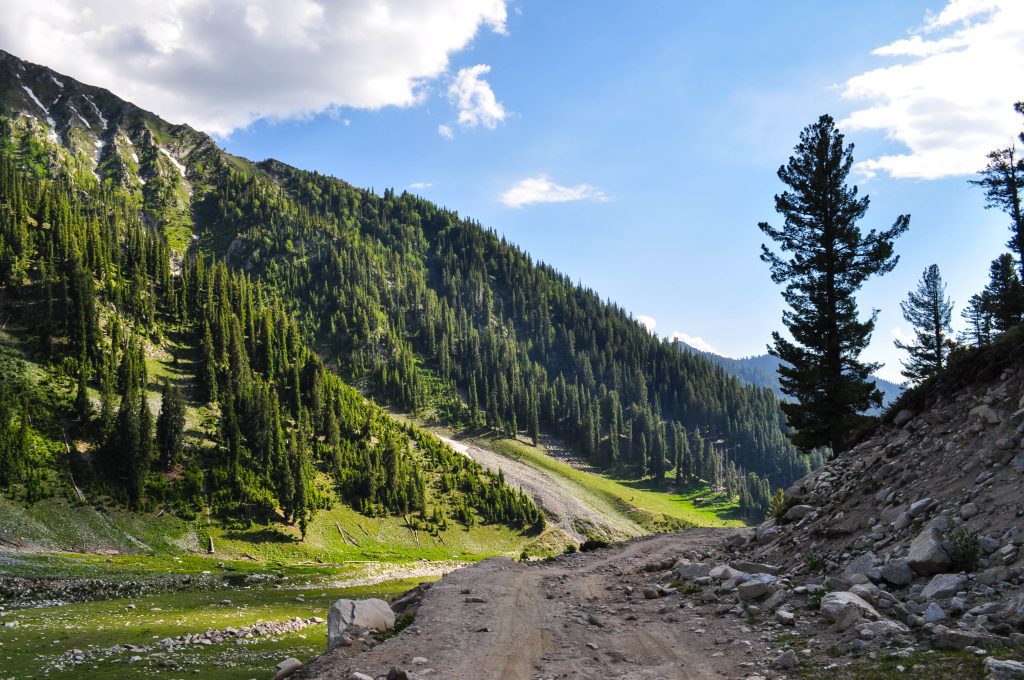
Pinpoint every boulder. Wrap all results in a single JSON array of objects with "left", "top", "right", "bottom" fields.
[
  {"left": 907, "top": 528, "right": 952, "bottom": 575},
  {"left": 923, "top": 602, "right": 946, "bottom": 623},
  {"left": 273, "top": 658, "right": 303, "bottom": 680},
  {"left": 327, "top": 598, "right": 395, "bottom": 649},
  {"left": 728, "top": 560, "right": 781, "bottom": 575},
  {"left": 843, "top": 552, "right": 877, "bottom": 581},
  {"left": 775, "top": 609, "right": 796, "bottom": 626},
  {"left": 880, "top": 559, "right": 914, "bottom": 587},
  {"left": 930, "top": 624, "right": 986, "bottom": 650},
  {"left": 820, "top": 591, "right": 879, "bottom": 631},
  {"left": 921, "top": 573, "right": 967, "bottom": 600},
  {"left": 709, "top": 565, "right": 745, "bottom": 581},
  {"left": 784, "top": 505, "right": 814, "bottom": 521},
  {"left": 960, "top": 502, "right": 980, "bottom": 519},
  {"left": 755, "top": 522, "right": 780, "bottom": 545},
  {"left": 856, "top": 620, "right": 910, "bottom": 640},
  {"left": 769, "top": 650, "right": 799, "bottom": 670},
  {"left": 908, "top": 498, "right": 936, "bottom": 518},
  {"left": 892, "top": 409, "right": 915, "bottom": 427},
  {"left": 673, "top": 560, "right": 712, "bottom": 581},
  {"left": 985, "top": 657, "right": 1024, "bottom": 679},
  {"left": 737, "top": 573, "right": 778, "bottom": 601}
]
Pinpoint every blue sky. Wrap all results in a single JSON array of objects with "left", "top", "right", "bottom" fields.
[{"left": 5, "top": 0, "right": 1022, "bottom": 382}]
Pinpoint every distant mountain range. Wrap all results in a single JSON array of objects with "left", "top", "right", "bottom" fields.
[{"left": 674, "top": 341, "right": 904, "bottom": 413}]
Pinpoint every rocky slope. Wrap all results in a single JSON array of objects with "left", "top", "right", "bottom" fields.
[{"left": 281, "top": 333, "right": 1024, "bottom": 679}]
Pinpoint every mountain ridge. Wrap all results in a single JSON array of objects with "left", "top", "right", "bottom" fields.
[{"left": 0, "top": 48, "right": 817, "bottom": 534}]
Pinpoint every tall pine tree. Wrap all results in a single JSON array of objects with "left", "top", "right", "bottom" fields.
[{"left": 759, "top": 114, "right": 909, "bottom": 453}]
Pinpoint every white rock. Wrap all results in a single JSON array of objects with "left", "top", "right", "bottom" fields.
[
  {"left": 820, "top": 591, "right": 880, "bottom": 631},
  {"left": 327, "top": 598, "right": 395, "bottom": 650}
]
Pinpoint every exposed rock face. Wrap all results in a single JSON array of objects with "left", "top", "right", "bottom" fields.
[{"left": 327, "top": 599, "right": 395, "bottom": 650}]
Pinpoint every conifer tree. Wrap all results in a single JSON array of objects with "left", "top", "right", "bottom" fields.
[
  {"left": 759, "top": 114, "right": 909, "bottom": 453},
  {"left": 156, "top": 382, "right": 186, "bottom": 470},
  {"left": 971, "top": 103, "right": 1024, "bottom": 278},
  {"left": 983, "top": 253, "right": 1024, "bottom": 333},
  {"left": 894, "top": 265, "right": 955, "bottom": 384},
  {"left": 961, "top": 293, "right": 994, "bottom": 347}
]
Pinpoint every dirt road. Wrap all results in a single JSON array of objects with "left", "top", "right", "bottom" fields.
[
  {"left": 296, "top": 528, "right": 761, "bottom": 680},
  {"left": 438, "top": 434, "right": 644, "bottom": 543}
]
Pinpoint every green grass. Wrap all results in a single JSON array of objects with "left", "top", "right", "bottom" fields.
[
  {"left": 0, "top": 573, "right": 424, "bottom": 679},
  {"left": 472, "top": 434, "right": 744, "bottom": 530}
]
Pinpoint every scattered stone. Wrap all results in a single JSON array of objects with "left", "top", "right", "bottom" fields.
[
  {"left": 961, "top": 502, "right": 980, "bottom": 519},
  {"left": 775, "top": 609, "right": 796, "bottom": 626},
  {"left": 770, "top": 649, "right": 799, "bottom": 670}
]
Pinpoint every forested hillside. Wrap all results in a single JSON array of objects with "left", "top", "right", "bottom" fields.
[{"left": 0, "top": 49, "right": 821, "bottom": 524}]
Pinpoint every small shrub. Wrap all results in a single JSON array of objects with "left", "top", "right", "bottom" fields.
[
  {"left": 767, "top": 488, "right": 787, "bottom": 520},
  {"left": 580, "top": 537, "right": 610, "bottom": 552},
  {"left": 806, "top": 584, "right": 831, "bottom": 611},
  {"left": 804, "top": 552, "right": 827, "bottom": 574},
  {"left": 948, "top": 526, "right": 980, "bottom": 571}
]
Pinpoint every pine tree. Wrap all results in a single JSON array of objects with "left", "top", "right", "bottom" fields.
[
  {"left": 961, "top": 292, "right": 994, "bottom": 347},
  {"left": 759, "top": 114, "right": 909, "bottom": 453},
  {"left": 75, "top": 358, "right": 92, "bottom": 424},
  {"left": 156, "top": 382, "right": 186, "bottom": 470},
  {"left": 198, "top": 319, "right": 218, "bottom": 403},
  {"left": 982, "top": 253, "right": 1024, "bottom": 333},
  {"left": 894, "top": 265, "right": 955, "bottom": 384},
  {"left": 971, "top": 103, "right": 1024, "bottom": 279}
]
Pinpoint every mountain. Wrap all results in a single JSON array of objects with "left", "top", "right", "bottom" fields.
[
  {"left": 0, "top": 49, "right": 819, "bottom": 535},
  {"left": 674, "top": 341, "right": 904, "bottom": 413}
]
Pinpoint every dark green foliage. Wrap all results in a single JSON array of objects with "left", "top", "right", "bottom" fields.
[
  {"left": 759, "top": 114, "right": 909, "bottom": 454},
  {"left": 984, "top": 254, "right": 1024, "bottom": 333},
  {"left": 895, "top": 265, "right": 956, "bottom": 384},
  {"left": 948, "top": 526, "right": 980, "bottom": 572},
  {"left": 970, "top": 102, "right": 1024, "bottom": 279},
  {"left": 0, "top": 115, "right": 539, "bottom": 536},
  {"left": 156, "top": 382, "right": 186, "bottom": 470}
]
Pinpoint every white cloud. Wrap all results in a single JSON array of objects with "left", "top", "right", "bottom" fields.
[
  {"left": 636, "top": 315, "right": 656, "bottom": 333},
  {"left": 0, "top": 0, "right": 508, "bottom": 136},
  {"left": 500, "top": 175, "right": 608, "bottom": 208},
  {"left": 670, "top": 331, "right": 720, "bottom": 355},
  {"left": 890, "top": 325, "right": 915, "bottom": 345},
  {"left": 437, "top": 124, "right": 454, "bottom": 139},
  {"left": 840, "top": 0, "right": 1024, "bottom": 179},
  {"left": 409, "top": 181, "right": 432, "bottom": 189},
  {"left": 448, "top": 64, "right": 507, "bottom": 129}
]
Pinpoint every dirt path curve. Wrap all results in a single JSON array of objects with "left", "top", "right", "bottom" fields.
[
  {"left": 296, "top": 528, "right": 753, "bottom": 680},
  {"left": 438, "top": 434, "right": 644, "bottom": 543}
]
